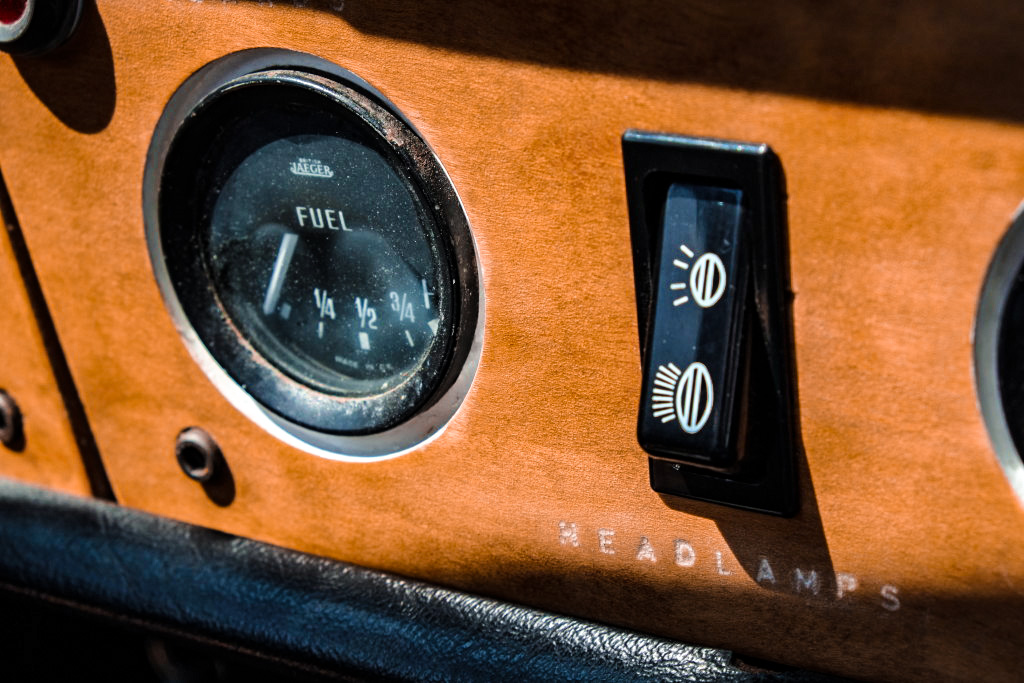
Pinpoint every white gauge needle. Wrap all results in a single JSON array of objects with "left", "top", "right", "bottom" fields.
[{"left": 262, "top": 232, "right": 299, "bottom": 316}]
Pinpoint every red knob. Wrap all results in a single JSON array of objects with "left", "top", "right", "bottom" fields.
[
  {"left": 0, "top": 0, "right": 82, "bottom": 56},
  {"left": 0, "top": 0, "right": 28, "bottom": 26}
]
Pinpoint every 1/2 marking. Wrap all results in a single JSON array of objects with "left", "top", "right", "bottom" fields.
[{"left": 354, "top": 297, "right": 378, "bottom": 329}]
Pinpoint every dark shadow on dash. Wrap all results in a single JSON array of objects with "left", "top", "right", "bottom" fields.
[
  {"left": 657, "top": 447, "right": 837, "bottom": 601},
  {"left": 12, "top": 0, "right": 115, "bottom": 134},
  {"left": 336, "top": 0, "right": 1024, "bottom": 124},
  {"left": 0, "top": 412, "right": 26, "bottom": 454},
  {"left": 658, "top": 199, "right": 834, "bottom": 599},
  {"left": 201, "top": 460, "right": 236, "bottom": 508},
  {"left": 655, "top": 290, "right": 831, "bottom": 596}
]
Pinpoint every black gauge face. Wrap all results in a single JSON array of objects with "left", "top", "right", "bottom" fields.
[
  {"left": 207, "top": 133, "right": 450, "bottom": 396},
  {"left": 154, "top": 69, "right": 478, "bottom": 437},
  {"left": 998, "top": 268, "right": 1024, "bottom": 451}
]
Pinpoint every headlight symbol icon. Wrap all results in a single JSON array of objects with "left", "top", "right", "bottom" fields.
[
  {"left": 670, "top": 244, "right": 727, "bottom": 309},
  {"left": 651, "top": 362, "right": 714, "bottom": 434}
]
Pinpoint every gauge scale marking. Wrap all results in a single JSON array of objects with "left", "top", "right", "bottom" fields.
[
  {"left": 150, "top": 61, "right": 480, "bottom": 447},
  {"left": 208, "top": 133, "right": 449, "bottom": 397}
]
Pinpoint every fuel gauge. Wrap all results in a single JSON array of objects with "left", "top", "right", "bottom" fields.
[
  {"left": 206, "top": 131, "right": 451, "bottom": 399},
  {"left": 145, "top": 53, "right": 482, "bottom": 454}
]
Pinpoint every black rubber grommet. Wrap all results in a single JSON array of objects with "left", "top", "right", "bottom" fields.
[
  {"left": 174, "top": 427, "right": 222, "bottom": 483},
  {"left": 0, "top": 390, "right": 23, "bottom": 449}
]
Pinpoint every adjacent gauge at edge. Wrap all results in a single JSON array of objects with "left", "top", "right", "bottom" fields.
[
  {"left": 144, "top": 51, "right": 483, "bottom": 459},
  {"left": 976, "top": 203, "right": 1024, "bottom": 505}
]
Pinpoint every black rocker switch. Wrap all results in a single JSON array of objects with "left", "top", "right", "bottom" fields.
[
  {"left": 638, "top": 183, "right": 748, "bottom": 471},
  {"left": 623, "top": 131, "right": 799, "bottom": 516}
]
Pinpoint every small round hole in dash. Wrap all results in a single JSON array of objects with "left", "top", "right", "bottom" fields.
[
  {"left": 178, "top": 444, "right": 209, "bottom": 476},
  {"left": 0, "top": 0, "right": 27, "bottom": 26}
]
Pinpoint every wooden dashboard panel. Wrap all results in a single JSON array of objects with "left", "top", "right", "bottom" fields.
[
  {"left": 1, "top": 1, "right": 1023, "bottom": 680},
  {"left": 0, "top": 178, "right": 94, "bottom": 496}
]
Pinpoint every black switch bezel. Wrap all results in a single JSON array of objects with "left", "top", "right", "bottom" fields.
[{"left": 623, "top": 131, "right": 800, "bottom": 516}]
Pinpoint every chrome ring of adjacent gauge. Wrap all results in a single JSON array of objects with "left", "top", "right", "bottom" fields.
[
  {"left": 976, "top": 204, "right": 1024, "bottom": 505},
  {"left": 145, "top": 52, "right": 482, "bottom": 457}
]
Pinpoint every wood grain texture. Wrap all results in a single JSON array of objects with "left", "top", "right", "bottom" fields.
[
  {"left": 0, "top": 185, "right": 93, "bottom": 496},
  {"left": 1, "top": 1, "right": 1024, "bottom": 680}
]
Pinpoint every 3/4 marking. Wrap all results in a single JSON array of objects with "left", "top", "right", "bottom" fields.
[{"left": 390, "top": 291, "right": 416, "bottom": 322}]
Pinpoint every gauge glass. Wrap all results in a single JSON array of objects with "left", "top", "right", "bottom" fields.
[
  {"left": 206, "top": 131, "right": 450, "bottom": 397},
  {"left": 155, "top": 74, "right": 469, "bottom": 435},
  {"left": 148, "top": 56, "right": 482, "bottom": 453}
]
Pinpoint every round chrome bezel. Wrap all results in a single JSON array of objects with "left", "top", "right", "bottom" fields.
[
  {"left": 144, "top": 50, "right": 484, "bottom": 460},
  {"left": 974, "top": 201, "right": 1024, "bottom": 505}
]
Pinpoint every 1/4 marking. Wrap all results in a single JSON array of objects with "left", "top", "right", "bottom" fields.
[{"left": 314, "top": 288, "right": 336, "bottom": 319}]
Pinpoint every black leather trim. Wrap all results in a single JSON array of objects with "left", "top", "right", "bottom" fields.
[{"left": 0, "top": 480, "right": 834, "bottom": 681}]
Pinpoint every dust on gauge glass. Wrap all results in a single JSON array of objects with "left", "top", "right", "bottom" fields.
[{"left": 203, "top": 128, "right": 452, "bottom": 398}]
